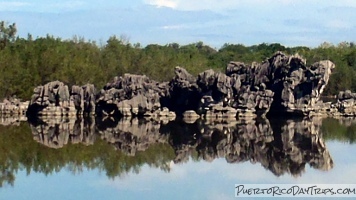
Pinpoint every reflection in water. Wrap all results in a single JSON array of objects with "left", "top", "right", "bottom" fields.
[
  {"left": 31, "top": 117, "right": 95, "bottom": 149},
  {"left": 321, "top": 117, "right": 356, "bottom": 143},
  {"left": 26, "top": 116, "right": 333, "bottom": 178},
  {"left": 3, "top": 115, "right": 355, "bottom": 188},
  {"left": 97, "top": 119, "right": 169, "bottom": 156},
  {"left": 165, "top": 118, "right": 333, "bottom": 177}
]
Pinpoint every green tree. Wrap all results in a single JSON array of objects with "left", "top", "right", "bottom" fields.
[{"left": 0, "top": 21, "right": 16, "bottom": 50}]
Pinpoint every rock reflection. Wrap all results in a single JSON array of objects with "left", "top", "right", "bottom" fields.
[
  {"left": 166, "top": 118, "right": 333, "bottom": 177},
  {"left": 0, "top": 116, "right": 27, "bottom": 126},
  {"left": 31, "top": 117, "right": 95, "bottom": 149},
  {"left": 272, "top": 118, "right": 333, "bottom": 176},
  {"left": 97, "top": 118, "right": 169, "bottom": 156},
  {"left": 26, "top": 116, "right": 334, "bottom": 177}
]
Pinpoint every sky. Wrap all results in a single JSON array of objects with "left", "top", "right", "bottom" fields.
[{"left": 0, "top": 0, "right": 355, "bottom": 48}]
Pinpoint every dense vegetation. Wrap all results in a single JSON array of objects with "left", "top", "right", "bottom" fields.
[{"left": 1, "top": 21, "right": 355, "bottom": 100}]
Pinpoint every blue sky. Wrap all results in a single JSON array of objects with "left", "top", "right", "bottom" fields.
[{"left": 0, "top": 0, "right": 355, "bottom": 48}]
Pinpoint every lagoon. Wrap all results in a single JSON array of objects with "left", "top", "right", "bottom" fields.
[{"left": 0, "top": 117, "right": 355, "bottom": 200}]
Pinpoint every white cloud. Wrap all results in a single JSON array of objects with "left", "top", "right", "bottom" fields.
[
  {"left": 0, "top": 1, "right": 30, "bottom": 11},
  {"left": 144, "top": 0, "right": 356, "bottom": 11},
  {"left": 145, "top": 0, "right": 178, "bottom": 9}
]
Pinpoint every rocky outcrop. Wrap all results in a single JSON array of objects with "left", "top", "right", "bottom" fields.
[
  {"left": 95, "top": 74, "right": 176, "bottom": 119},
  {"left": 0, "top": 97, "right": 28, "bottom": 116},
  {"left": 27, "top": 81, "right": 96, "bottom": 116},
  {"left": 332, "top": 90, "right": 356, "bottom": 116},
  {"left": 71, "top": 84, "right": 96, "bottom": 115},
  {"left": 224, "top": 52, "right": 335, "bottom": 116},
  {"left": 20, "top": 52, "right": 337, "bottom": 118},
  {"left": 166, "top": 67, "right": 201, "bottom": 115},
  {"left": 164, "top": 52, "right": 335, "bottom": 118},
  {"left": 307, "top": 90, "right": 356, "bottom": 117},
  {"left": 27, "top": 81, "right": 75, "bottom": 116},
  {"left": 271, "top": 56, "right": 335, "bottom": 115}
]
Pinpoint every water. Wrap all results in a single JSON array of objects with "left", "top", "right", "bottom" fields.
[{"left": 0, "top": 116, "right": 355, "bottom": 200}]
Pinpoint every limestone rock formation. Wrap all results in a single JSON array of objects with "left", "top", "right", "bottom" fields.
[
  {"left": 71, "top": 84, "right": 96, "bottom": 115},
  {"left": 27, "top": 81, "right": 74, "bottom": 116},
  {"left": 27, "top": 81, "right": 97, "bottom": 116},
  {"left": 95, "top": 73, "right": 175, "bottom": 119},
  {"left": 309, "top": 90, "right": 356, "bottom": 117},
  {"left": 23, "top": 52, "right": 336, "bottom": 118},
  {"left": 166, "top": 67, "right": 200, "bottom": 115},
  {"left": 267, "top": 53, "right": 335, "bottom": 115},
  {"left": 164, "top": 52, "right": 334, "bottom": 117},
  {"left": 225, "top": 52, "right": 335, "bottom": 116},
  {"left": 0, "top": 97, "right": 28, "bottom": 116}
]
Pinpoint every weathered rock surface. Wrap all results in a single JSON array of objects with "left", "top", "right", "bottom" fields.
[
  {"left": 164, "top": 52, "right": 335, "bottom": 117},
  {"left": 95, "top": 74, "right": 176, "bottom": 120},
  {"left": 71, "top": 84, "right": 96, "bottom": 115},
  {"left": 27, "top": 81, "right": 74, "bottom": 116},
  {"left": 0, "top": 97, "right": 28, "bottom": 116},
  {"left": 332, "top": 90, "right": 356, "bottom": 116},
  {"left": 306, "top": 90, "right": 356, "bottom": 117},
  {"left": 225, "top": 52, "right": 335, "bottom": 116},
  {"left": 19, "top": 52, "right": 339, "bottom": 118},
  {"left": 27, "top": 81, "right": 96, "bottom": 116}
]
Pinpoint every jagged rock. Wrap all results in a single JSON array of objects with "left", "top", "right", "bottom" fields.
[
  {"left": 268, "top": 53, "right": 335, "bottom": 115},
  {"left": 0, "top": 97, "right": 28, "bottom": 116},
  {"left": 30, "top": 81, "right": 70, "bottom": 107},
  {"left": 23, "top": 52, "right": 337, "bottom": 118},
  {"left": 204, "top": 104, "right": 238, "bottom": 119},
  {"left": 326, "top": 90, "right": 356, "bottom": 116},
  {"left": 166, "top": 67, "right": 200, "bottom": 114},
  {"left": 95, "top": 73, "right": 175, "bottom": 121},
  {"left": 71, "top": 84, "right": 96, "bottom": 115},
  {"left": 27, "top": 81, "right": 75, "bottom": 116}
]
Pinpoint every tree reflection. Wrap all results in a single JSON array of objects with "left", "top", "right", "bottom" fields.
[{"left": 1, "top": 115, "right": 354, "bottom": 187}]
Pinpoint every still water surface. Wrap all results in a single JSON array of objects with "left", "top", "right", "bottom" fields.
[{"left": 0, "top": 117, "right": 355, "bottom": 200}]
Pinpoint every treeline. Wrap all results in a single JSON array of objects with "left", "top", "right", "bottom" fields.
[{"left": 1, "top": 21, "right": 356, "bottom": 100}]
